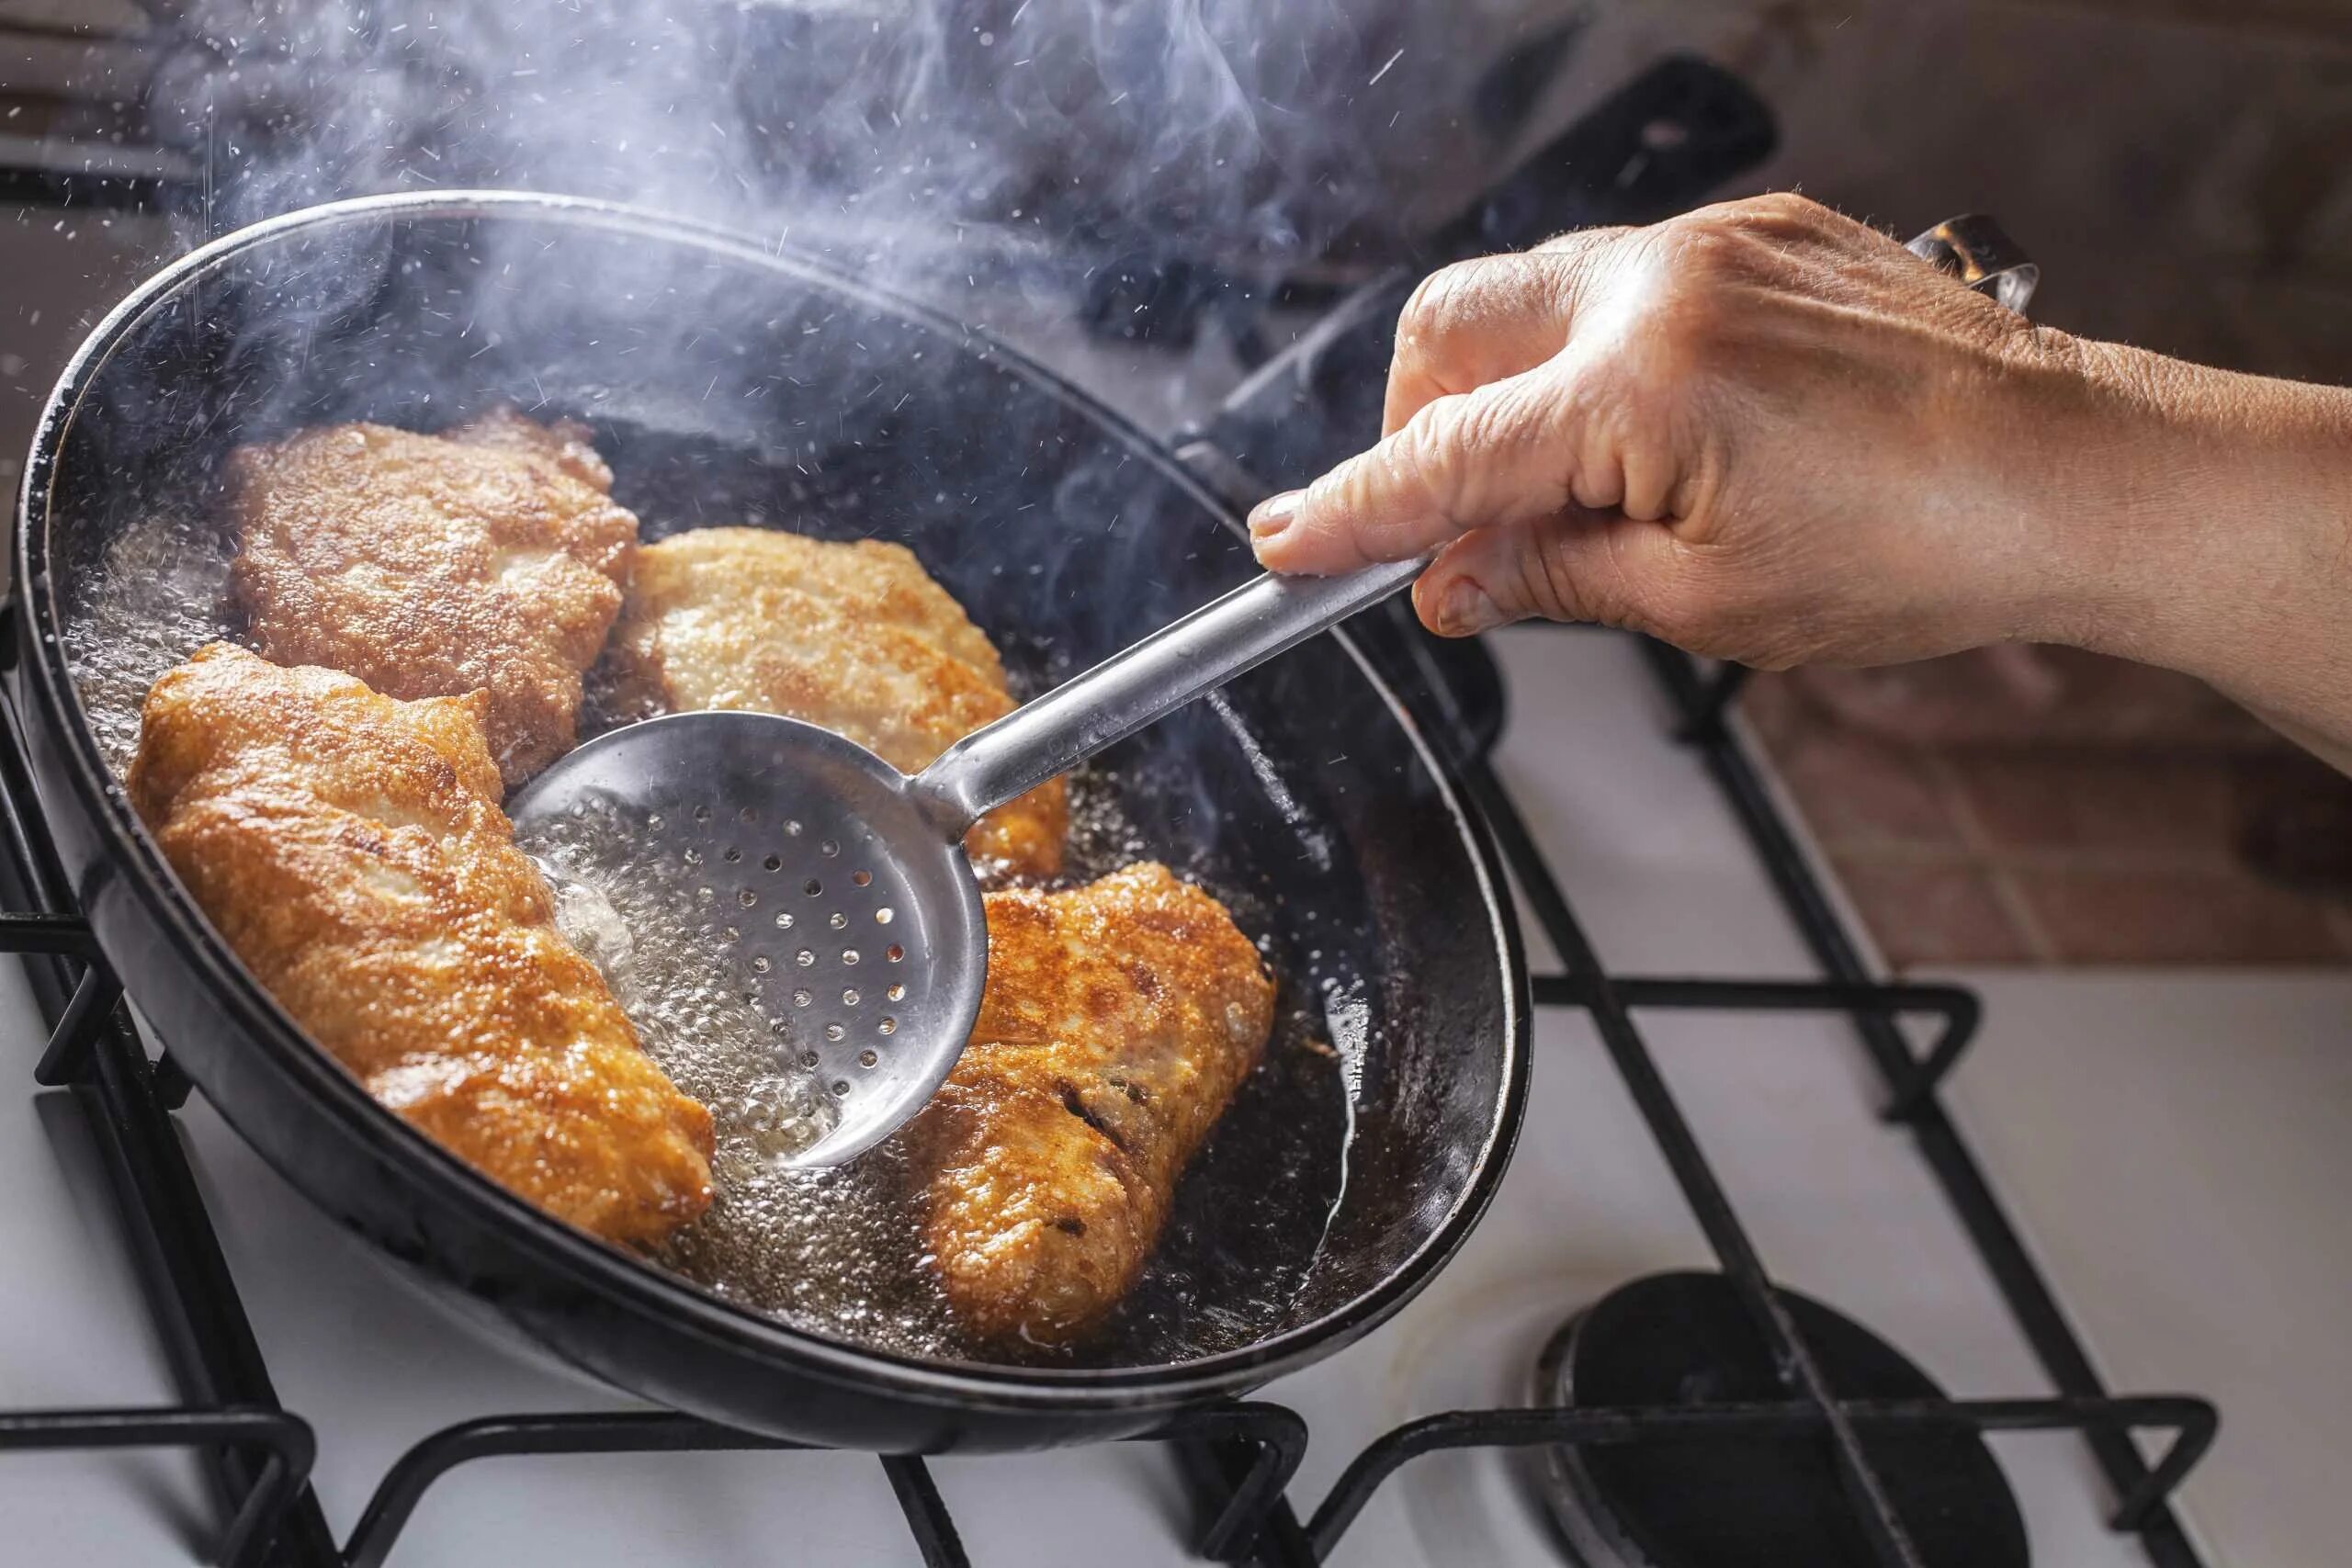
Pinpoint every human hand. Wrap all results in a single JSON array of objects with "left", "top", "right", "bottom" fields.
[{"left": 1247, "top": 194, "right": 2184, "bottom": 670}]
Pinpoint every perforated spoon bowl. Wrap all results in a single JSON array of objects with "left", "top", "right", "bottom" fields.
[{"left": 508, "top": 554, "right": 1425, "bottom": 1166}]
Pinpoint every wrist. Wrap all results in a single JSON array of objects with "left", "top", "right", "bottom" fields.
[{"left": 2029, "top": 339, "right": 2352, "bottom": 721}]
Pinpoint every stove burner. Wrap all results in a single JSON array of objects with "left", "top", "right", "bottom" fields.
[{"left": 1530, "top": 1272, "right": 2030, "bottom": 1568}]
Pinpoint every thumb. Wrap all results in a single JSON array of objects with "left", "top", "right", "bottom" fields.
[
  {"left": 1409, "top": 510, "right": 1688, "bottom": 638},
  {"left": 1250, "top": 369, "right": 1573, "bottom": 576}
]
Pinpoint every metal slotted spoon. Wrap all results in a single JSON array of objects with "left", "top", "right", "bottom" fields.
[{"left": 509, "top": 553, "right": 1426, "bottom": 1166}]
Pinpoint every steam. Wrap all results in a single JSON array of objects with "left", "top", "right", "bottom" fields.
[{"left": 139, "top": 0, "right": 1524, "bottom": 284}]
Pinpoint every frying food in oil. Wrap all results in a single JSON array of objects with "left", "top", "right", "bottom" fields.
[
  {"left": 130, "top": 643, "right": 715, "bottom": 1246},
  {"left": 910, "top": 863, "right": 1274, "bottom": 1345},
  {"left": 599, "top": 525, "right": 1068, "bottom": 881},
  {"left": 228, "top": 407, "right": 638, "bottom": 790}
]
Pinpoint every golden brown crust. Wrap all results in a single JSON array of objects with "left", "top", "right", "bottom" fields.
[
  {"left": 600, "top": 526, "right": 1067, "bottom": 879},
  {"left": 129, "top": 643, "right": 714, "bottom": 1246},
  {"left": 227, "top": 408, "right": 638, "bottom": 791},
  {"left": 908, "top": 863, "right": 1273, "bottom": 1344}
]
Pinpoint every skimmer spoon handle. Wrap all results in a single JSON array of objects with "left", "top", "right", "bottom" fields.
[{"left": 912, "top": 554, "right": 1428, "bottom": 832}]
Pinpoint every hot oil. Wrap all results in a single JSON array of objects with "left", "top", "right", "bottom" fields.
[
  {"left": 54, "top": 434, "right": 1361, "bottom": 1371},
  {"left": 524, "top": 797, "right": 963, "bottom": 1359},
  {"left": 516, "top": 760, "right": 1355, "bottom": 1369},
  {"left": 63, "top": 502, "right": 239, "bottom": 779}
]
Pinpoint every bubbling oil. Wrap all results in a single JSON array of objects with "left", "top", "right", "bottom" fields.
[
  {"left": 525, "top": 795, "right": 962, "bottom": 1358},
  {"left": 64, "top": 502, "right": 238, "bottom": 779},
  {"left": 518, "top": 764, "right": 1352, "bottom": 1366},
  {"left": 57, "top": 462, "right": 1363, "bottom": 1371}
]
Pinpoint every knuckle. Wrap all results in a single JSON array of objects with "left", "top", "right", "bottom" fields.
[
  {"left": 1657, "top": 219, "right": 1752, "bottom": 293},
  {"left": 1741, "top": 190, "right": 1827, "bottom": 230},
  {"left": 1445, "top": 384, "right": 1531, "bottom": 466},
  {"left": 1396, "top": 258, "right": 1496, "bottom": 355},
  {"left": 1393, "top": 403, "right": 1465, "bottom": 515}
]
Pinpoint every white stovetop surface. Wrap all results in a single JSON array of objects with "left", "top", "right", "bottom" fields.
[
  {"left": 18, "top": 620, "right": 2352, "bottom": 1561},
  {"left": 9, "top": 625, "right": 2277, "bottom": 1568}
]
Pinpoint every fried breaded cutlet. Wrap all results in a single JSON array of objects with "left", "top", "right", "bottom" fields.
[
  {"left": 129, "top": 642, "right": 714, "bottom": 1247},
  {"left": 908, "top": 863, "right": 1273, "bottom": 1345},
  {"left": 598, "top": 526, "right": 1068, "bottom": 880},
  {"left": 227, "top": 406, "right": 638, "bottom": 791}
]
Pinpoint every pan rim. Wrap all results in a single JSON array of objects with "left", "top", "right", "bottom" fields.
[{"left": 14, "top": 188, "right": 1531, "bottom": 1410}]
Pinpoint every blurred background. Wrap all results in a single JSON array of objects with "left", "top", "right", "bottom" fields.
[{"left": 7, "top": 0, "right": 2352, "bottom": 969}]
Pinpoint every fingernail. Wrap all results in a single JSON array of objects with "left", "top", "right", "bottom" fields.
[
  {"left": 1436, "top": 580, "right": 1504, "bottom": 636},
  {"left": 1248, "top": 490, "right": 1303, "bottom": 542}
]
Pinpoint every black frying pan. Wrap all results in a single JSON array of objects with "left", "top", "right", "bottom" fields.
[{"left": 12, "top": 192, "right": 1526, "bottom": 1450}]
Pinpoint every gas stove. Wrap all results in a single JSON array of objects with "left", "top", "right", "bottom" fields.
[
  {"left": 0, "top": 600, "right": 2220, "bottom": 1568},
  {"left": 0, "top": 29, "right": 2221, "bottom": 1568}
]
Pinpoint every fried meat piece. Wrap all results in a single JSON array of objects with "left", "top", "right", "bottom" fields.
[
  {"left": 908, "top": 863, "right": 1272, "bottom": 1344},
  {"left": 598, "top": 525, "right": 1067, "bottom": 879},
  {"left": 129, "top": 642, "right": 714, "bottom": 1246},
  {"left": 227, "top": 407, "right": 638, "bottom": 790}
]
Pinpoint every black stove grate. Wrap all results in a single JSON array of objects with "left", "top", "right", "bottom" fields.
[
  {"left": 0, "top": 621, "right": 2219, "bottom": 1568},
  {"left": 1268, "top": 645, "right": 2217, "bottom": 1568}
]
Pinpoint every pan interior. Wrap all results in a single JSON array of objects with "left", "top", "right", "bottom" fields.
[{"left": 38, "top": 202, "right": 1515, "bottom": 1373}]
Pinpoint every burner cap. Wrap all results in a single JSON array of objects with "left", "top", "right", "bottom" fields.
[{"left": 1531, "top": 1272, "right": 2028, "bottom": 1568}]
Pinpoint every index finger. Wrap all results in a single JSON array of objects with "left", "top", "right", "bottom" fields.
[{"left": 1381, "top": 225, "right": 1630, "bottom": 436}]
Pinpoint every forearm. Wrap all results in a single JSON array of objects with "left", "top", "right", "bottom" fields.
[{"left": 2056, "top": 342, "right": 2352, "bottom": 758}]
